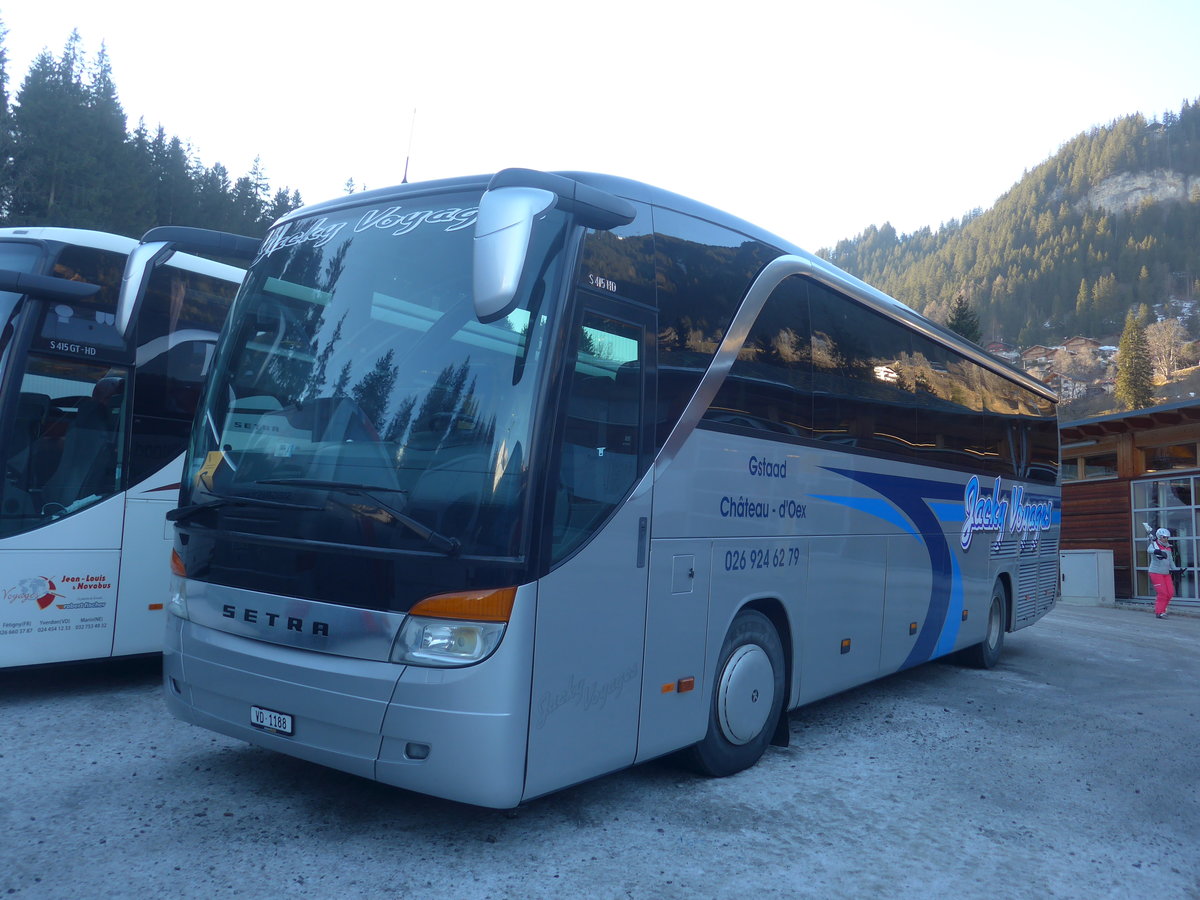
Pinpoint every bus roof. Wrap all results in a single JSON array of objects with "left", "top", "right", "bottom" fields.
[{"left": 0, "top": 226, "right": 245, "bottom": 284}]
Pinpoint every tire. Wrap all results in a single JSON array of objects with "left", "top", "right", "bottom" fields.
[
  {"left": 683, "top": 609, "right": 786, "bottom": 777},
  {"left": 961, "top": 583, "right": 1006, "bottom": 669}
]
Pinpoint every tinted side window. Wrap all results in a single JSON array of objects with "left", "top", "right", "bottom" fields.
[
  {"left": 127, "top": 266, "right": 238, "bottom": 484},
  {"left": 1015, "top": 389, "right": 1059, "bottom": 485},
  {"left": 40, "top": 246, "right": 127, "bottom": 353},
  {"left": 908, "top": 330, "right": 989, "bottom": 471},
  {"left": 0, "top": 357, "right": 129, "bottom": 538},
  {"left": 578, "top": 201, "right": 655, "bottom": 307},
  {"left": 53, "top": 245, "right": 125, "bottom": 312},
  {"left": 705, "top": 275, "right": 811, "bottom": 439},
  {"left": 652, "top": 207, "right": 778, "bottom": 448},
  {"left": 551, "top": 306, "right": 646, "bottom": 563},
  {"left": 809, "top": 282, "right": 918, "bottom": 454}
]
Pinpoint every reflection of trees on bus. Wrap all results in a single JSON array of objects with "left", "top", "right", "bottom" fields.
[
  {"left": 350, "top": 349, "right": 399, "bottom": 433},
  {"left": 403, "top": 360, "right": 490, "bottom": 451},
  {"left": 303, "top": 314, "right": 345, "bottom": 402}
]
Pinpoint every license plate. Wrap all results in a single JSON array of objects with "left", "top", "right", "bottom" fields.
[{"left": 250, "top": 705, "right": 294, "bottom": 736}]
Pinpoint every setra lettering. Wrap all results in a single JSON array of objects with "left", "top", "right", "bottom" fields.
[{"left": 221, "top": 604, "right": 329, "bottom": 636}]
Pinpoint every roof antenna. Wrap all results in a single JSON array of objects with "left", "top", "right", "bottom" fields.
[{"left": 402, "top": 108, "right": 417, "bottom": 184}]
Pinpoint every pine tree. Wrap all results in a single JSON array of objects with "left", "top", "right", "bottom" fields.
[
  {"left": 0, "top": 16, "right": 13, "bottom": 215},
  {"left": 1115, "top": 310, "right": 1154, "bottom": 410},
  {"left": 81, "top": 42, "right": 142, "bottom": 233},
  {"left": 946, "top": 292, "right": 982, "bottom": 343},
  {"left": 263, "top": 187, "right": 300, "bottom": 225},
  {"left": 9, "top": 48, "right": 84, "bottom": 223},
  {"left": 229, "top": 156, "right": 272, "bottom": 233},
  {"left": 10, "top": 35, "right": 136, "bottom": 230}
]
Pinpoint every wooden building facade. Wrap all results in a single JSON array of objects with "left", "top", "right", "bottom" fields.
[{"left": 1061, "top": 399, "right": 1200, "bottom": 607}]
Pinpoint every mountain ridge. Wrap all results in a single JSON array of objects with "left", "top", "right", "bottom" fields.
[{"left": 820, "top": 100, "right": 1200, "bottom": 348}]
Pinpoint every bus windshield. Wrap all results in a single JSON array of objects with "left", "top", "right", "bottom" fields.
[{"left": 185, "top": 190, "right": 567, "bottom": 560}]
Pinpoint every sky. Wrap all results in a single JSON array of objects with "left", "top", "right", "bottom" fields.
[{"left": 2, "top": 0, "right": 1198, "bottom": 250}]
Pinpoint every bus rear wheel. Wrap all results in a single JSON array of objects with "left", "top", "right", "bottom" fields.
[
  {"left": 961, "top": 583, "right": 1006, "bottom": 669},
  {"left": 684, "top": 609, "right": 785, "bottom": 777}
]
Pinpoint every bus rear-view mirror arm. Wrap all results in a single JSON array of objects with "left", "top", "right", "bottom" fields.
[{"left": 0, "top": 269, "right": 102, "bottom": 303}]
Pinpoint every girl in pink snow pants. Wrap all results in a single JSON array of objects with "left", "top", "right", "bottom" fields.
[{"left": 1147, "top": 527, "right": 1176, "bottom": 618}]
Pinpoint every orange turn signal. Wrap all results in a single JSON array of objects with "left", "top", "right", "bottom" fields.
[
  {"left": 409, "top": 587, "right": 517, "bottom": 623},
  {"left": 170, "top": 549, "right": 186, "bottom": 577}
]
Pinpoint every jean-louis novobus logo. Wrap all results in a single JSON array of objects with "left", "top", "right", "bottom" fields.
[
  {"left": 4, "top": 576, "right": 64, "bottom": 610},
  {"left": 960, "top": 475, "right": 1054, "bottom": 550}
]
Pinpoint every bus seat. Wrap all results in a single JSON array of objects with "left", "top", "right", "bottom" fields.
[
  {"left": 40, "top": 378, "right": 123, "bottom": 511},
  {"left": 14, "top": 392, "right": 50, "bottom": 448},
  {"left": 7, "top": 392, "right": 50, "bottom": 477}
]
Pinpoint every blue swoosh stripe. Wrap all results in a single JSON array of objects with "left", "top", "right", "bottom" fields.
[
  {"left": 821, "top": 467, "right": 960, "bottom": 668},
  {"left": 808, "top": 494, "right": 922, "bottom": 540}
]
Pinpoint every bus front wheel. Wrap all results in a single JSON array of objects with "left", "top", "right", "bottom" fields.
[{"left": 684, "top": 609, "right": 785, "bottom": 777}]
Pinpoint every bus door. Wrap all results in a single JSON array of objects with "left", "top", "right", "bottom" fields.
[
  {"left": 524, "top": 298, "right": 655, "bottom": 800},
  {"left": 113, "top": 263, "right": 232, "bottom": 656}
]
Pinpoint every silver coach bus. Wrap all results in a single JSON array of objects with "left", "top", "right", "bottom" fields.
[{"left": 142, "top": 170, "right": 1059, "bottom": 807}]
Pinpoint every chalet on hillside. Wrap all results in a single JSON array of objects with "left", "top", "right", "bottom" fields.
[
  {"left": 984, "top": 340, "right": 1020, "bottom": 364},
  {"left": 1021, "top": 345, "right": 1055, "bottom": 368},
  {"left": 1062, "top": 336, "right": 1102, "bottom": 354},
  {"left": 1060, "top": 399, "right": 1200, "bottom": 609},
  {"left": 1043, "top": 371, "right": 1087, "bottom": 401}
]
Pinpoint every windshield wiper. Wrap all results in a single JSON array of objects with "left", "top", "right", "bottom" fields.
[
  {"left": 254, "top": 478, "right": 406, "bottom": 494},
  {"left": 167, "top": 493, "right": 325, "bottom": 524},
  {"left": 254, "top": 478, "right": 461, "bottom": 556}
]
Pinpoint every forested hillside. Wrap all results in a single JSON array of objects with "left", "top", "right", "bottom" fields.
[
  {"left": 0, "top": 27, "right": 301, "bottom": 238},
  {"left": 821, "top": 99, "right": 1200, "bottom": 347}
]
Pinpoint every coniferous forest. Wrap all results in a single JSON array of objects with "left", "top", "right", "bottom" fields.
[{"left": 0, "top": 27, "right": 303, "bottom": 238}]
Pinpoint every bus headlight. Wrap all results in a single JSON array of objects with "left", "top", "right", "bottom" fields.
[
  {"left": 167, "top": 550, "right": 189, "bottom": 620},
  {"left": 391, "top": 617, "right": 506, "bottom": 666},
  {"left": 389, "top": 587, "right": 516, "bottom": 667},
  {"left": 166, "top": 586, "right": 189, "bottom": 620}
]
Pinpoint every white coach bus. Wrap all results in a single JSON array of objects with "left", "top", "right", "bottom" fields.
[
  {"left": 0, "top": 227, "right": 245, "bottom": 668},
  {"left": 147, "top": 170, "right": 1060, "bottom": 807}
]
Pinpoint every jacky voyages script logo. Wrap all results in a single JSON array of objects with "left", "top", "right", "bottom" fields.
[{"left": 960, "top": 475, "right": 1055, "bottom": 551}]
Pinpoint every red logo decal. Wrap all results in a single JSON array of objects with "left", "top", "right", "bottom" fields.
[{"left": 36, "top": 578, "right": 63, "bottom": 610}]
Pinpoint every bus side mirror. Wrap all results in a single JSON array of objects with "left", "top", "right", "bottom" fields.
[
  {"left": 117, "top": 226, "right": 259, "bottom": 339},
  {"left": 0, "top": 269, "right": 102, "bottom": 303},
  {"left": 116, "top": 240, "right": 175, "bottom": 338},
  {"left": 473, "top": 170, "right": 636, "bottom": 323},
  {"left": 472, "top": 186, "right": 556, "bottom": 323}
]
